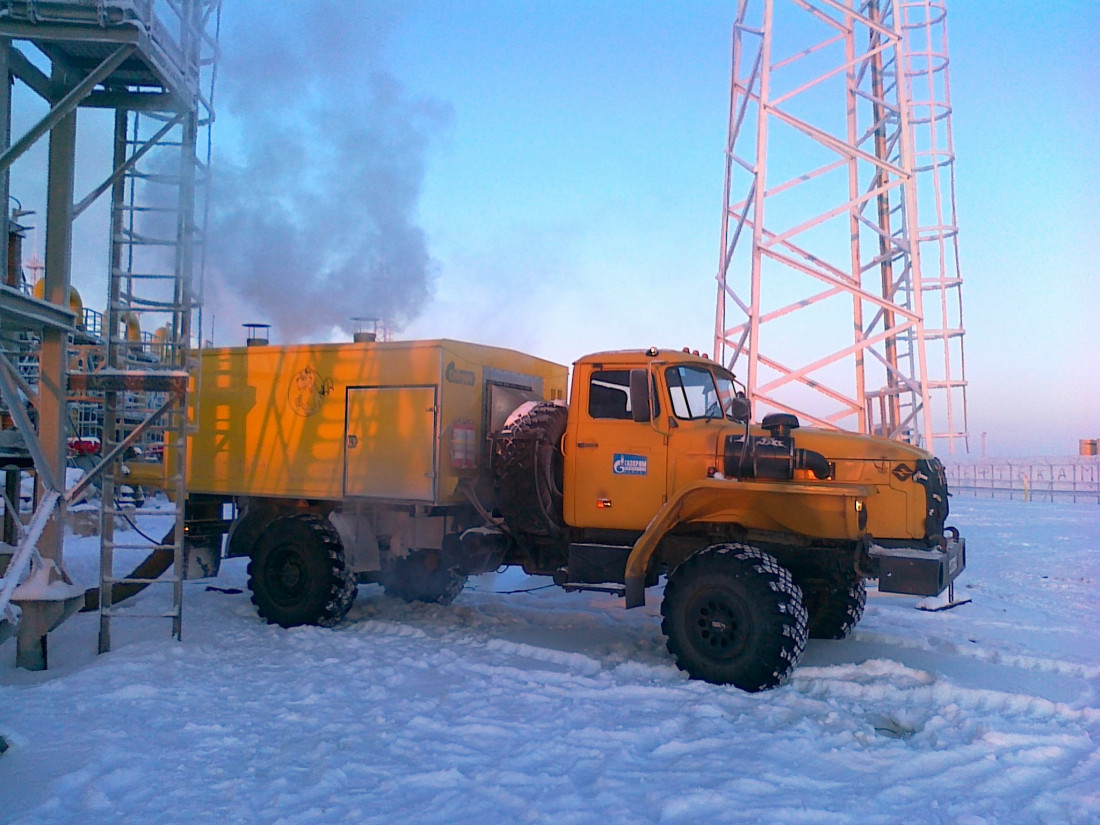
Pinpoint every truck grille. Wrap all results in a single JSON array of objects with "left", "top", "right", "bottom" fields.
[{"left": 915, "top": 458, "right": 949, "bottom": 539}]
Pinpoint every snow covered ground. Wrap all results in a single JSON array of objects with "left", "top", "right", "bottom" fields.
[{"left": 1, "top": 496, "right": 1098, "bottom": 824}]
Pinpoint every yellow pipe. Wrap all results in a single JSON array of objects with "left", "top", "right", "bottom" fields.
[{"left": 32, "top": 280, "right": 84, "bottom": 326}]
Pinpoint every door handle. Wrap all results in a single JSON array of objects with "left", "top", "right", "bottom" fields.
[{"left": 577, "top": 442, "right": 599, "bottom": 448}]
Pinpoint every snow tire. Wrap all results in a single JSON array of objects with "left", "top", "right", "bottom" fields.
[
  {"left": 661, "top": 543, "right": 808, "bottom": 692},
  {"left": 248, "top": 513, "right": 357, "bottom": 628},
  {"left": 802, "top": 573, "right": 866, "bottom": 640},
  {"left": 381, "top": 548, "right": 467, "bottom": 605},
  {"left": 492, "top": 402, "right": 569, "bottom": 538}
]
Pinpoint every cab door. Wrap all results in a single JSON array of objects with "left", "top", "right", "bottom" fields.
[{"left": 565, "top": 367, "right": 667, "bottom": 531}]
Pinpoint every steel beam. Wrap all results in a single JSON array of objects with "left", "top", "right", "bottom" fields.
[
  {"left": 6, "top": 44, "right": 51, "bottom": 101},
  {"left": 0, "top": 44, "right": 135, "bottom": 176},
  {"left": 0, "top": 284, "right": 77, "bottom": 330},
  {"left": 0, "top": 352, "right": 58, "bottom": 492},
  {"left": 82, "top": 91, "right": 180, "bottom": 111}
]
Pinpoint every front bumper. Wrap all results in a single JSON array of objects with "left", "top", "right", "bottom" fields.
[{"left": 869, "top": 533, "right": 966, "bottom": 597}]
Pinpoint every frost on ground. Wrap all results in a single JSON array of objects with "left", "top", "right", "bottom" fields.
[{"left": 1, "top": 498, "right": 1098, "bottom": 824}]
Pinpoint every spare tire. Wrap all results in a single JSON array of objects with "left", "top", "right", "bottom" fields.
[{"left": 492, "top": 402, "right": 568, "bottom": 538}]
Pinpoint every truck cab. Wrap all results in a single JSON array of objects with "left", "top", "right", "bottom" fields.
[{"left": 561, "top": 347, "right": 951, "bottom": 551}]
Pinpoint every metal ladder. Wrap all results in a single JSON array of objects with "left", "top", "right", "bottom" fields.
[{"left": 95, "top": 64, "right": 213, "bottom": 651}]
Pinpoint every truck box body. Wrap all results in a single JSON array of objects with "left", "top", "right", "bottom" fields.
[{"left": 187, "top": 339, "right": 568, "bottom": 505}]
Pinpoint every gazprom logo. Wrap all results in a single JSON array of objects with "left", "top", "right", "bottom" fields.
[{"left": 613, "top": 453, "right": 648, "bottom": 476}]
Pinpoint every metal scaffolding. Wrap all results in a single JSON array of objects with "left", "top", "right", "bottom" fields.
[
  {"left": 714, "top": 0, "right": 968, "bottom": 453},
  {"left": 0, "top": 0, "right": 222, "bottom": 668}
]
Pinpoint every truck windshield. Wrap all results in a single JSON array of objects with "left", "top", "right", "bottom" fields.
[{"left": 666, "top": 365, "right": 738, "bottom": 420}]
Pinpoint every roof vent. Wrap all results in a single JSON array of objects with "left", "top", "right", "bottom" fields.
[{"left": 243, "top": 322, "right": 270, "bottom": 347}]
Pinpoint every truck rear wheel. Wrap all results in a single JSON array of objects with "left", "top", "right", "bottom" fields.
[
  {"left": 381, "top": 548, "right": 466, "bottom": 605},
  {"left": 803, "top": 573, "right": 866, "bottom": 640},
  {"left": 492, "top": 402, "right": 568, "bottom": 538},
  {"left": 661, "top": 543, "right": 808, "bottom": 691},
  {"left": 249, "top": 513, "right": 357, "bottom": 628}
]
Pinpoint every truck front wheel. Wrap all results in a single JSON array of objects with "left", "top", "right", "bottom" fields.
[
  {"left": 661, "top": 543, "right": 808, "bottom": 691},
  {"left": 249, "top": 514, "right": 357, "bottom": 628}
]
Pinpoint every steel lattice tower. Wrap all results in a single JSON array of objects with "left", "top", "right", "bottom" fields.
[{"left": 714, "top": 0, "right": 968, "bottom": 453}]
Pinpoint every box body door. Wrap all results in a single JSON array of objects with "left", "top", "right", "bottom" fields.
[{"left": 344, "top": 386, "right": 437, "bottom": 501}]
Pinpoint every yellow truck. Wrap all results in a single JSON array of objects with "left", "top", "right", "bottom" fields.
[{"left": 181, "top": 339, "right": 965, "bottom": 691}]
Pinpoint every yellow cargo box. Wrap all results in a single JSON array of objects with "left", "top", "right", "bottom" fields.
[{"left": 187, "top": 339, "right": 568, "bottom": 505}]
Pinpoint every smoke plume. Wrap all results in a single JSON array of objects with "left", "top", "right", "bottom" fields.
[{"left": 206, "top": 2, "right": 452, "bottom": 342}]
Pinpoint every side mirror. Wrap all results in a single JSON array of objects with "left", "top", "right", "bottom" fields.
[
  {"left": 729, "top": 394, "right": 751, "bottom": 422},
  {"left": 629, "top": 369, "right": 651, "bottom": 423}
]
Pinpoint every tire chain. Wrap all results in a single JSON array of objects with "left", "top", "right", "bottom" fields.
[{"left": 315, "top": 516, "right": 358, "bottom": 627}]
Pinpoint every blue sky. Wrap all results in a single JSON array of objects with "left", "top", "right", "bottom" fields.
[
  {"left": 10, "top": 1, "right": 1098, "bottom": 457},
  {"left": 380, "top": 2, "right": 1098, "bottom": 456}
]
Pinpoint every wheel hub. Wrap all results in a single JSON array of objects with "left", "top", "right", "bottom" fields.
[
  {"left": 267, "top": 547, "right": 308, "bottom": 605},
  {"left": 689, "top": 593, "right": 750, "bottom": 659},
  {"left": 279, "top": 560, "right": 303, "bottom": 589}
]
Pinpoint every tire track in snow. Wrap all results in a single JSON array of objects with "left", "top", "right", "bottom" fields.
[
  {"left": 851, "top": 628, "right": 1100, "bottom": 681},
  {"left": 793, "top": 659, "right": 1100, "bottom": 728},
  {"left": 786, "top": 659, "right": 1100, "bottom": 823}
]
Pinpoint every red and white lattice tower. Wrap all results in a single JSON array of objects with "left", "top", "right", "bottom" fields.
[{"left": 714, "top": 0, "right": 969, "bottom": 453}]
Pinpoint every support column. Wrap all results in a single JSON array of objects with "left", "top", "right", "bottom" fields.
[
  {"left": 0, "top": 38, "right": 11, "bottom": 285},
  {"left": 99, "top": 109, "right": 127, "bottom": 653},
  {"left": 22, "top": 66, "right": 77, "bottom": 669},
  {"left": 2, "top": 467, "right": 17, "bottom": 546}
]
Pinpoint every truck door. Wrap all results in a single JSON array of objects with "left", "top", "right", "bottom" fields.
[
  {"left": 344, "top": 386, "right": 437, "bottom": 501},
  {"left": 565, "top": 368, "right": 667, "bottom": 531}
]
